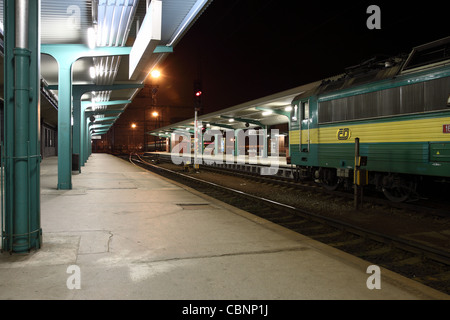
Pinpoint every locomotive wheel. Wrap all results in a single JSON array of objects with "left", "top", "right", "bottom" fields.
[
  {"left": 321, "top": 168, "right": 339, "bottom": 191},
  {"left": 322, "top": 179, "right": 339, "bottom": 191},
  {"left": 382, "top": 174, "right": 417, "bottom": 202},
  {"left": 293, "top": 170, "right": 300, "bottom": 182}
]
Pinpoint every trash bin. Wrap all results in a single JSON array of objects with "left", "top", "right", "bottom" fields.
[{"left": 72, "top": 154, "right": 79, "bottom": 171}]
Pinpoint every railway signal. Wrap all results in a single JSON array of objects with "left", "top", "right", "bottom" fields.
[{"left": 194, "top": 80, "right": 202, "bottom": 112}]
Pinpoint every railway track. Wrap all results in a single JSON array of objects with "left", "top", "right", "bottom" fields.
[
  {"left": 124, "top": 153, "right": 450, "bottom": 295},
  {"left": 147, "top": 152, "right": 450, "bottom": 218}
]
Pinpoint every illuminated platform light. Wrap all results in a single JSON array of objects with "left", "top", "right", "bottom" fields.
[
  {"left": 151, "top": 69, "right": 161, "bottom": 78},
  {"left": 89, "top": 66, "right": 96, "bottom": 79},
  {"left": 87, "top": 27, "right": 96, "bottom": 49}
]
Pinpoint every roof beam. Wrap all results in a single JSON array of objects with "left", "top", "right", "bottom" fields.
[
  {"left": 40, "top": 44, "right": 132, "bottom": 190},
  {"left": 219, "top": 115, "right": 264, "bottom": 127}
]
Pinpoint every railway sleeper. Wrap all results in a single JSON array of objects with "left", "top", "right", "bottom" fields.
[
  {"left": 325, "top": 238, "right": 365, "bottom": 248},
  {"left": 418, "top": 270, "right": 450, "bottom": 282}
]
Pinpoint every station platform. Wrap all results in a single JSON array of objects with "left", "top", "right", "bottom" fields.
[
  {"left": 0, "top": 153, "right": 448, "bottom": 301},
  {"left": 147, "top": 151, "right": 290, "bottom": 167},
  {"left": 148, "top": 151, "right": 294, "bottom": 178}
]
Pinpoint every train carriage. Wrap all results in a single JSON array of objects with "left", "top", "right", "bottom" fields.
[{"left": 289, "top": 37, "right": 450, "bottom": 202}]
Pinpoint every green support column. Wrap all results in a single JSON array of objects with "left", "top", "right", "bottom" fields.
[
  {"left": 3, "top": 0, "right": 41, "bottom": 253},
  {"left": 234, "top": 129, "right": 240, "bottom": 157},
  {"left": 48, "top": 84, "right": 143, "bottom": 172},
  {"left": 261, "top": 125, "right": 268, "bottom": 158},
  {"left": 88, "top": 129, "right": 92, "bottom": 158},
  {"left": 40, "top": 44, "right": 132, "bottom": 189},
  {"left": 81, "top": 106, "right": 87, "bottom": 166},
  {"left": 72, "top": 94, "right": 82, "bottom": 173},
  {"left": 82, "top": 99, "right": 131, "bottom": 163},
  {"left": 83, "top": 109, "right": 124, "bottom": 165},
  {"left": 83, "top": 111, "right": 90, "bottom": 166}
]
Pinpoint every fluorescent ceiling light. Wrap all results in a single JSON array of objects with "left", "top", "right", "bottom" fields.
[
  {"left": 89, "top": 66, "right": 96, "bottom": 79},
  {"left": 151, "top": 69, "right": 161, "bottom": 78},
  {"left": 88, "top": 27, "right": 96, "bottom": 49},
  {"left": 262, "top": 110, "right": 273, "bottom": 116}
]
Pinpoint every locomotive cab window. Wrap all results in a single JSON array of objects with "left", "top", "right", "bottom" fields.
[
  {"left": 301, "top": 101, "right": 309, "bottom": 120},
  {"left": 291, "top": 104, "right": 298, "bottom": 123}
]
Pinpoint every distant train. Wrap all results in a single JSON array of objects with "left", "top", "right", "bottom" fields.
[{"left": 288, "top": 37, "right": 450, "bottom": 202}]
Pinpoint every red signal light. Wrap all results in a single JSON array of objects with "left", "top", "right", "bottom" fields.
[{"left": 195, "top": 90, "right": 202, "bottom": 97}]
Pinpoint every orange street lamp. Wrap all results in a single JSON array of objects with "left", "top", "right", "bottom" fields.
[{"left": 150, "top": 69, "right": 161, "bottom": 79}]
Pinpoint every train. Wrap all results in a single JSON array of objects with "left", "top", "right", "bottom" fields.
[{"left": 288, "top": 36, "right": 450, "bottom": 202}]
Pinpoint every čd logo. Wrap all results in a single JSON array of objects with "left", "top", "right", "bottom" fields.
[{"left": 337, "top": 128, "right": 351, "bottom": 140}]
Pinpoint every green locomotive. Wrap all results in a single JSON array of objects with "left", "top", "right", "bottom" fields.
[{"left": 288, "top": 37, "right": 450, "bottom": 202}]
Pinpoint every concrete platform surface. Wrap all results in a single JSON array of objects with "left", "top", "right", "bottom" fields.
[{"left": 0, "top": 154, "right": 449, "bottom": 300}]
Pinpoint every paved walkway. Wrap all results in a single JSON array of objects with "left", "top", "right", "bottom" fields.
[{"left": 0, "top": 154, "right": 448, "bottom": 300}]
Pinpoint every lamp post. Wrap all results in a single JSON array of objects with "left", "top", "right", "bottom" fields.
[
  {"left": 194, "top": 81, "right": 202, "bottom": 170},
  {"left": 131, "top": 123, "right": 136, "bottom": 152},
  {"left": 152, "top": 111, "right": 159, "bottom": 150},
  {"left": 145, "top": 69, "right": 161, "bottom": 151}
]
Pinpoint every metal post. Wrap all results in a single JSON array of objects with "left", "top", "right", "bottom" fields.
[
  {"left": 3, "top": 0, "right": 41, "bottom": 253},
  {"left": 81, "top": 106, "right": 86, "bottom": 166},
  {"left": 261, "top": 126, "right": 268, "bottom": 158},
  {"left": 72, "top": 96, "right": 81, "bottom": 173},
  {"left": 354, "top": 137, "right": 360, "bottom": 210},
  {"left": 194, "top": 110, "right": 199, "bottom": 170},
  {"left": 40, "top": 45, "right": 132, "bottom": 189}
]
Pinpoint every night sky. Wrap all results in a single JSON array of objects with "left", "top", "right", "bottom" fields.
[{"left": 152, "top": 0, "right": 449, "bottom": 115}]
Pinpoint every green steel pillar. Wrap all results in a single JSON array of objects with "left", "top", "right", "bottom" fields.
[
  {"left": 40, "top": 45, "right": 132, "bottom": 189},
  {"left": 82, "top": 111, "right": 88, "bottom": 165},
  {"left": 81, "top": 105, "right": 87, "bottom": 166},
  {"left": 84, "top": 108, "right": 125, "bottom": 164},
  {"left": 72, "top": 94, "right": 82, "bottom": 173},
  {"left": 261, "top": 125, "right": 268, "bottom": 158},
  {"left": 67, "top": 84, "right": 141, "bottom": 172},
  {"left": 2, "top": 0, "right": 41, "bottom": 253},
  {"left": 88, "top": 129, "right": 92, "bottom": 158},
  {"left": 234, "top": 129, "right": 241, "bottom": 157}
]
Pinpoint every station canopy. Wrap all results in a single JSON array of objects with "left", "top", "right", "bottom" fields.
[
  {"left": 148, "top": 81, "right": 321, "bottom": 139},
  {"left": 0, "top": 0, "right": 213, "bottom": 134}
]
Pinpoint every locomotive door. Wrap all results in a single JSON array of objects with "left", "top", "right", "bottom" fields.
[{"left": 299, "top": 100, "right": 310, "bottom": 153}]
